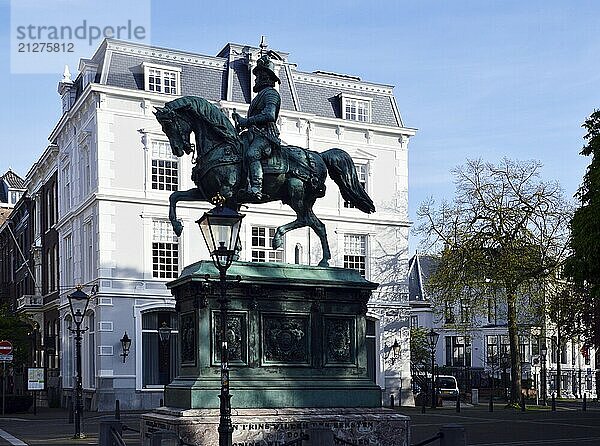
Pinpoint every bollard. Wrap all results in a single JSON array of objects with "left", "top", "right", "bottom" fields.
[
  {"left": 159, "top": 398, "right": 164, "bottom": 407},
  {"left": 115, "top": 399, "right": 121, "bottom": 420},
  {"left": 583, "top": 394, "right": 587, "bottom": 412},
  {"left": 421, "top": 392, "right": 426, "bottom": 414},
  {"left": 440, "top": 424, "right": 466, "bottom": 446},
  {"left": 390, "top": 394, "right": 395, "bottom": 408},
  {"left": 68, "top": 399, "right": 74, "bottom": 424},
  {"left": 471, "top": 388, "right": 479, "bottom": 405},
  {"left": 521, "top": 393, "right": 526, "bottom": 412},
  {"left": 489, "top": 394, "right": 494, "bottom": 412},
  {"left": 99, "top": 420, "right": 123, "bottom": 446},
  {"left": 551, "top": 393, "right": 556, "bottom": 411},
  {"left": 455, "top": 394, "right": 460, "bottom": 413}
]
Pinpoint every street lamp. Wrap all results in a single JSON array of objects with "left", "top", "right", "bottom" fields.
[
  {"left": 384, "top": 339, "right": 401, "bottom": 365},
  {"left": 540, "top": 341, "right": 548, "bottom": 406},
  {"left": 158, "top": 322, "right": 172, "bottom": 343},
  {"left": 426, "top": 329, "right": 440, "bottom": 409},
  {"left": 120, "top": 332, "right": 131, "bottom": 363},
  {"left": 571, "top": 346, "right": 576, "bottom": 398},
  {"left": 197, "top": 201, "right": 245, "bottom": 446},
  {"left": 67, "top": 286, "right": 91, "bottom": 439}
]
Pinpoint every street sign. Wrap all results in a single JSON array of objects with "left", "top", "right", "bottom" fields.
[
  {"left": 0, "top": 341, "right": 12, "bottom": 356},
  {"left": 0, "top": 354, "right": 13, "bottom": 362},
  {"left": 27, "top": 368, "right": 45, "bottom": 391}
]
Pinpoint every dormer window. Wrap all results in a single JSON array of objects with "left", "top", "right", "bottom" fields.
[
  {"left": 341, "top": 94, "right": 372, "bottom": 123},
  {"left": 142, "top": 63, "right": 181, "bottom": 95}
]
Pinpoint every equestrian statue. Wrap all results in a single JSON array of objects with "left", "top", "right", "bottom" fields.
[{"left": 153, "top": 54, "right": 375, "bottom": 267}]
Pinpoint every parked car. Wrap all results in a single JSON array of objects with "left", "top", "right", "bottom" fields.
[{"left": 436, "top": 375, "right": 459, "bottom": 400}]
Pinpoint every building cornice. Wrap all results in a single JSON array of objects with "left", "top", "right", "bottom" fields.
[
  {"left": 105, "top": 39, "right": 227, "bottom": 71},
  {"left": 293, "top": 71, "right": 394, "bottom": 95}
]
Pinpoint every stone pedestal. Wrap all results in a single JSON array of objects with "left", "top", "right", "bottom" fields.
[
  {"left": 141, "top": 407, "right": 410, "bottom": 446},
  {"left": 141, "top": 261, "right": 412, "bottom": 445},
  {"left": 164, "top": 261, "right": 381, "bottom": 409}
]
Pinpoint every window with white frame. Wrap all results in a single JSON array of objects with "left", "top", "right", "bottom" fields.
[
  {"left": 9, "top": 190, "right": 22, "bottom": 205},
  {"left": 62, "top": 163, "right": 71, "bottom": 213},
  {"left": 486, "top": 335, "right": 499, "bottom": 366},
  {"left": 344, "top": 163, "right": 367, "bottom": 208},
  {"left": 341, "top": 95, "right": 372, "bottom": 123},
  {"left": 48, "top": 244, "right": 58, "bottom": 293},
  {"left": 445, "top": 335, "right": 471, "bottom": 367},
  {"left": 64, "top": 315, "right": 74, "bottom": 388},
  {"left": 63, "top": 234, "right": 73, "bottom": 285},
  {"left": 151, "top": 141, "right": 179, "bottom": 191},
  {"left": 81, "top": 147, "right": 91, "bottom": 197},
  {"left": 83, "top": 221, "right": 94, "bottom": 281},
  {"left": 143, "top": 63, "right": 181, "bottom": 95},
  {"left": 45, "top": 189, "right": 52, "bottom": 230},
  {"left": 410, "top": 315, "right": 419, "bottom": 329},
  {"left": 343, "top": 234, "right": 367, "bottom": 277},
  {"left": 152, "top": 220, "right": 179, "bottom": 279},
  {"left": 251, "top": 226, "right": 283, "bottom": 263},
  {"left": 53, "top": 181, "right": 58, "bottom": 223},
  {"left": 86, "top": 312, "right": 95, "bottom": 389}
]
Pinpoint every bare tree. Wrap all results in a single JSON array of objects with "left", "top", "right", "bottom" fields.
[{"left": 415, "top": 158, "right": 572, "bottom": 404}]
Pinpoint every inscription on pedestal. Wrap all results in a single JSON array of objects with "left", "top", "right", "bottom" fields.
[{"left": 263, "top": 315, "right": 309, "bottom": 364}]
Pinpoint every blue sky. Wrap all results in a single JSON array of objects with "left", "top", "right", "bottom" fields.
[{"left": 1, "top": 0, "right": 599, "bottom": 253}]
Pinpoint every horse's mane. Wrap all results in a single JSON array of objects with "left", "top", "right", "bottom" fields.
[{"left": 165, "top": 96, "right": 240, "bottom": 150}]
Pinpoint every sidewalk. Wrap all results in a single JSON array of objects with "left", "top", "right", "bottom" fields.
[
  {"left": 0, "top": 407, "right": 144, "bottom": 446},
  {"left": 402, "top": 401, "right": 600, "bottom": 446}
]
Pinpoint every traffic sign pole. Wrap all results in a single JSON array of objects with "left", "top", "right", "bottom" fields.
[
  {"left": 0, "top": 341, "right": 13, "bottom": 416},
  {"left": 2, "top": 361, "right": 5, "bottom": 416}
]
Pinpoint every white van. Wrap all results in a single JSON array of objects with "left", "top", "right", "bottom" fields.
[{"left": 435, "top": 375, "right": 459, "bottom": 400}]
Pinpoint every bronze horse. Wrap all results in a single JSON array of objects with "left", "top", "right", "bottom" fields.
[{"left": 154, "top": 96, "right": 375, "bottom": 267}]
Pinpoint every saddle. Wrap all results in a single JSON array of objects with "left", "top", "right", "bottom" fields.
[{"left": 191, "top": 143, "right": 318, "bottom": 190}]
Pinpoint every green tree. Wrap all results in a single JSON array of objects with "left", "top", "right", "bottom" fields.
[
  {"left": 410, "top": 327, "right": 431, "bottom": 368},
  {"left": 0, "top": 305, "right": 35, "bottom": 366},
  {"left": 565, "top": 110, "right": 600, "bottom": 346},
  {"left": 416, "top": 158, "right": 572, "bottom": 404}
]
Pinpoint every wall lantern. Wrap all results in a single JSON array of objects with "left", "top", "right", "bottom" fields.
[
  {"left": 120, "top": 332, "right": 131, "bottom": 363},
  {"left": 158, "top": 322, "right": 172, "bottom": 344},
  {"left": 385, "top": 338, "right": 401, "bottom": 365}
]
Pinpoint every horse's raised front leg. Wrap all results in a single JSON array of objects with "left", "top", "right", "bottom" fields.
[
  {"left": 169, "top": 188, "right": 205, "bottom": 236},
  {"left": 272, "top": 218, "right": 307, "bottom": 250}
]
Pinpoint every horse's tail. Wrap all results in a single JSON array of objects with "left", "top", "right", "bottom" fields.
[{"left": 321, "top": 148, "right": 375, "bottom": 214}]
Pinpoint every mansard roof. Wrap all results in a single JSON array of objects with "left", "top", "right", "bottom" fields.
[
  {"left": 408, "top": 253, "right": 439, "bottom": 302},
  {"left": 85, "top": 39, "right": 402, "bottom": 127}
]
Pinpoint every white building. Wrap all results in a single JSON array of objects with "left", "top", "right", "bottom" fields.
[
  {"left": 26, "top": 38, "right": 415, "bottom": 410},
  {"left": 408, "top": 253, "right": 597, "bottom": 400}
]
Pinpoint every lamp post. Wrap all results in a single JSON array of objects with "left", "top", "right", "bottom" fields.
[
  {"left": 540, "top": 342, "right": 548, "bottom": 406},
  {"left": 197, "top": 201, "right": 245, "bottom": 446},
  {"left": 572, "top": 347, "right": 576, "bottom": 398},
  {"left": 67, "top": 286, "right": 91, "bottom": 439},
  {"left": 426, "top": 329, "right": 440, "bottom": 409}
]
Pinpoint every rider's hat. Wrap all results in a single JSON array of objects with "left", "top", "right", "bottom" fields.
[{"left": 253, "top": 55, "right": 280, "bottom": 83}]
